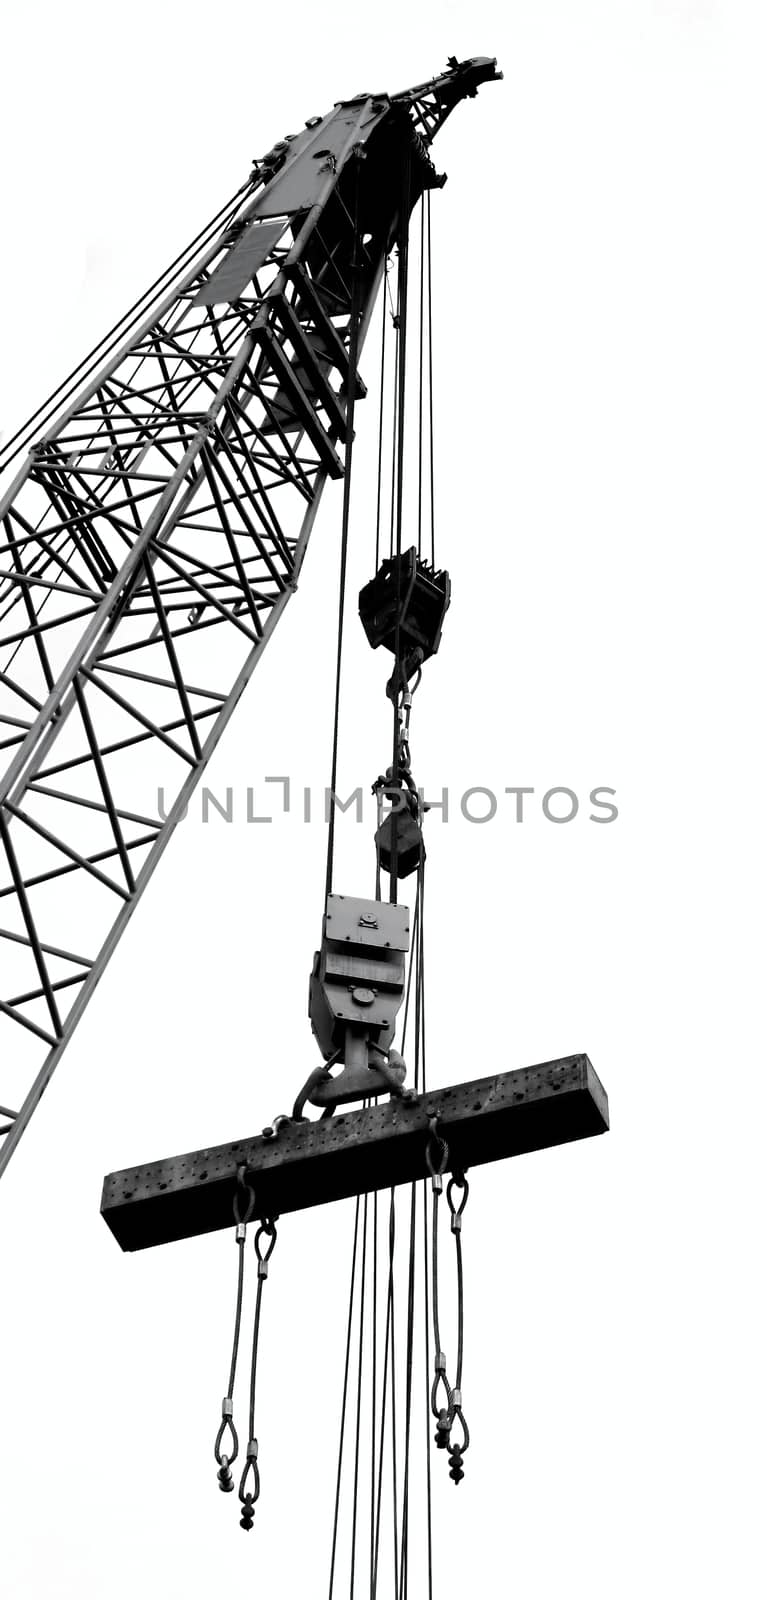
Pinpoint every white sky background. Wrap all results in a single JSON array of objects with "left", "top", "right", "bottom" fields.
[{"left": 1, "top": 0, "right": 765, "bottom": 1595}]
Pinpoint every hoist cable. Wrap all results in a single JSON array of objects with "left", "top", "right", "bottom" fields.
[
  {"left": 328, "top": 1198, "right": 362, "bottom": 1599},
  {"left": 349, "top": 1192, "right": 369, "bottom": 1597},
  {"left": 417, "top": 197, "right": 426, "bottom": 561},
  {"left": 397, "top": 854, "right": 427, "bottom": 1596},
  {"left": 0, "top": 179, "right": 252, "bottom": 477},
  {"left": 426, "top": 192, "right": 437, "bottom": 569},
  {"left": 388, "top": 311, "right": 401, "bottom": 563},
  {"left": 398, "top": 1181, "right": 418, "bottom": 1599},
  {"left": 400, "top": 886, "right": 421, "bottom": 1045},
  {"left": 418, "top": 861, "right": 434, "bottom": 1596},
  {"left": 389, "top": 153, "right": 413, "bottom": 903},
  {"left": 371, "top": 1189, "right": 399, "bottom": 1598},
  {"left": 369, "top": 1188, "right": 379, "bottom": 1592},
  {"left": 370, "top": 1194, "right": 389, "bottom": 1596},
  {"left": 331, "top": 161, "right": 440, "bottom": 1598},
  {"left": 324, "top": 168, "right": 363, "bottom": 904},
  {"left": 388, "top": 1196, "right": 400, "bottom": 1597},
  {"left": 374, "top": 276, "right": 388, "bottom": 572}
]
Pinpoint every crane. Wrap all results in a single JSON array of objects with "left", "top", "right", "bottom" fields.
[
  {"left": 0, "top": 55, "right": 504, "bottom": 1175},
  {"left": 0, "top": 54, "right": 609, "bottom": 1582}
]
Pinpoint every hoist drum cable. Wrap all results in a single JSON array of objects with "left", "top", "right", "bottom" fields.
[
  {"left": 426, "top": 192, "right": 437, "bottom": 569},
  {"left": 417, "top": 197, "right": 426, "bottom": 561},
  {"left": 398, "top": 856, "right": 427, "bottom": 1595},
  {"left": 328, "top": 156, "right": 440, "bottom": 1597},
  {"left": 388, "top": 314, "right": 401, "bottom": 563},
  {"left": 349, "top": 1190, "right": 369, "bottom": 1597},
  {"left": 328, "top": 1197, "right": 362, "bottom": 1598},
  {"left": 397, "top": 1180, "right": 419, "bottom": 1598},
  {"left": 388, "top": 1193, "right": 401, "bottom": 1596},
  {"left": 389, "top": 153, "right": 413, "bottom": 904},
  {"left": 374, "top": 277, "right": 388, "bottom": 572},
  {"left": 417, "top": 861, "right": 434, "bottom": 1593},
  {"left": 400, "top": 884, "right": 421, "bottom": 1048},
  {"left": 371, "top": 1188, "right": 397, "bottom": 1597},
  {"left": 0, "top": 179, "right": 252, "bottom": 478},
  {"left": 323, "top": 165, "right": 363, "bottom": 904},
  {"left": 369, "top": 1187, "right": 379, "bottom": 1591}
]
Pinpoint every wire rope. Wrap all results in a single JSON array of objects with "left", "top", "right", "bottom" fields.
[
  {"left": 389, "top": 154, "right": 413, "bottom": 903},
  {"left": 417, "top": 197, "right": 426, "bottom": 561},
  {"left": 323, "top": 171, "right": 363, "bottom": 903},
  {"left": 328, "top": 1198, "right": 362, "bottom": 1598},
  {"left": 349, "top": 1192, "right": 370, "bottom": 1597},
  {"left": 374, "top": 277, "right": 388, "bottom": 572},
  {"left": 426, "top": 192, "right": 437, "bottom": 569}
]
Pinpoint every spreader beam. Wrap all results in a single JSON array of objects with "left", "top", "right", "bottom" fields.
[{"left": 101, "top": 1054, "right": 608, "bottom": 1252}]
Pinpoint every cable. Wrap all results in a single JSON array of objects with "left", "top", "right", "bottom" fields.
[
  {"left": 389, "top": 152, "right": 413, "bottom": 903},
  {"left": 397, "top": 1180, "right": 418, "bottom": 1600},
  {"left": 417, "top": 197, "right": 426, "bottom": 561},
  {"left": 323, "top": 166, "right": 363, "bottom": 904},
  {"left": 349, "top": 1192, "right": 369, "bottom": 1597},
  {"left": 328, "top": 1198, "right": 361, "bottom": 1598},
  {"left": 369, "top": 1188, "right": 378, "bottom": 1595},
  {"left": 371, "top": 1188, "right": 399, "bottom": 1598},
  {"left": 388, "top": 309, "right": 401, "bottom": 563},
  {"left": 422, "top": 1177, "right": 434, "bottom": 1598},
  {"left": 419, "top": 862, "right": 434, "bottom": 1596},
  {"left": 374, "top": 276, "right": 388, "bottom": 572},
  {"left": 426, "top": 192, "right": 437, "bottom": 569}
]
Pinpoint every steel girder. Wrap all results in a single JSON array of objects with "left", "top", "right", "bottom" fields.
[{"left": 0, "top": 56, "right": 501, "bottom": 1178}]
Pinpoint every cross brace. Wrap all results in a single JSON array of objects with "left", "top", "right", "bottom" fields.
[{"left": 101, "top": 1054, "right": 608, "bottom": 1252}]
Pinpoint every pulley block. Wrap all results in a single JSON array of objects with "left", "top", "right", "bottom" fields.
[
  {"left": 358, "top": 547, "right": 450, "bottom": 669},
  {"left": 375, "top": 804, "right": 425, "bottom": 880},
  {"left": 308, "top": 893, "right": 410, "bottom": 1061}
]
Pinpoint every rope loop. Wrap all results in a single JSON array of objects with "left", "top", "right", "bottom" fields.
[
  {"left": 238, "top": 1442, "right": 261, "bottom": 1530},
  {"left": 215, "top": 1410, "right": 238, "bottom": 1491},
  {"left": 214, "top": 1406, "right": 239, "bottom": 1469},
  {"left": 233, "top": 1165, "right": 255, "bottom": 1227},
  {"left": 447, "top": 1172, "right": 469, "bottom": 1230},
  {"left": 447, "top": 1407, "right": 470, "bottom": 1484},
  {"left": 431, "top": 1365, "right": 453, "bottom": 1425},
  {"left": 451, "top": 1404, "right": 470, "bottom": 1456},
  {"left": 425, "top": 1116, "right": 448, "bottom": 1179},
  {"left": 254, "top": 1218, "right": 278, "bottom": 1270}
]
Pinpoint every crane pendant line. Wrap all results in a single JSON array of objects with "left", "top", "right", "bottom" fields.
[{"left": 0, "top": 57, "right": 502, "bottom": 1179}]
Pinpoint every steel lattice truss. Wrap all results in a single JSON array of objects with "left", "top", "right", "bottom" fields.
[{"left": 0, "top": 56, "right": 500, "bottom": 1175}]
